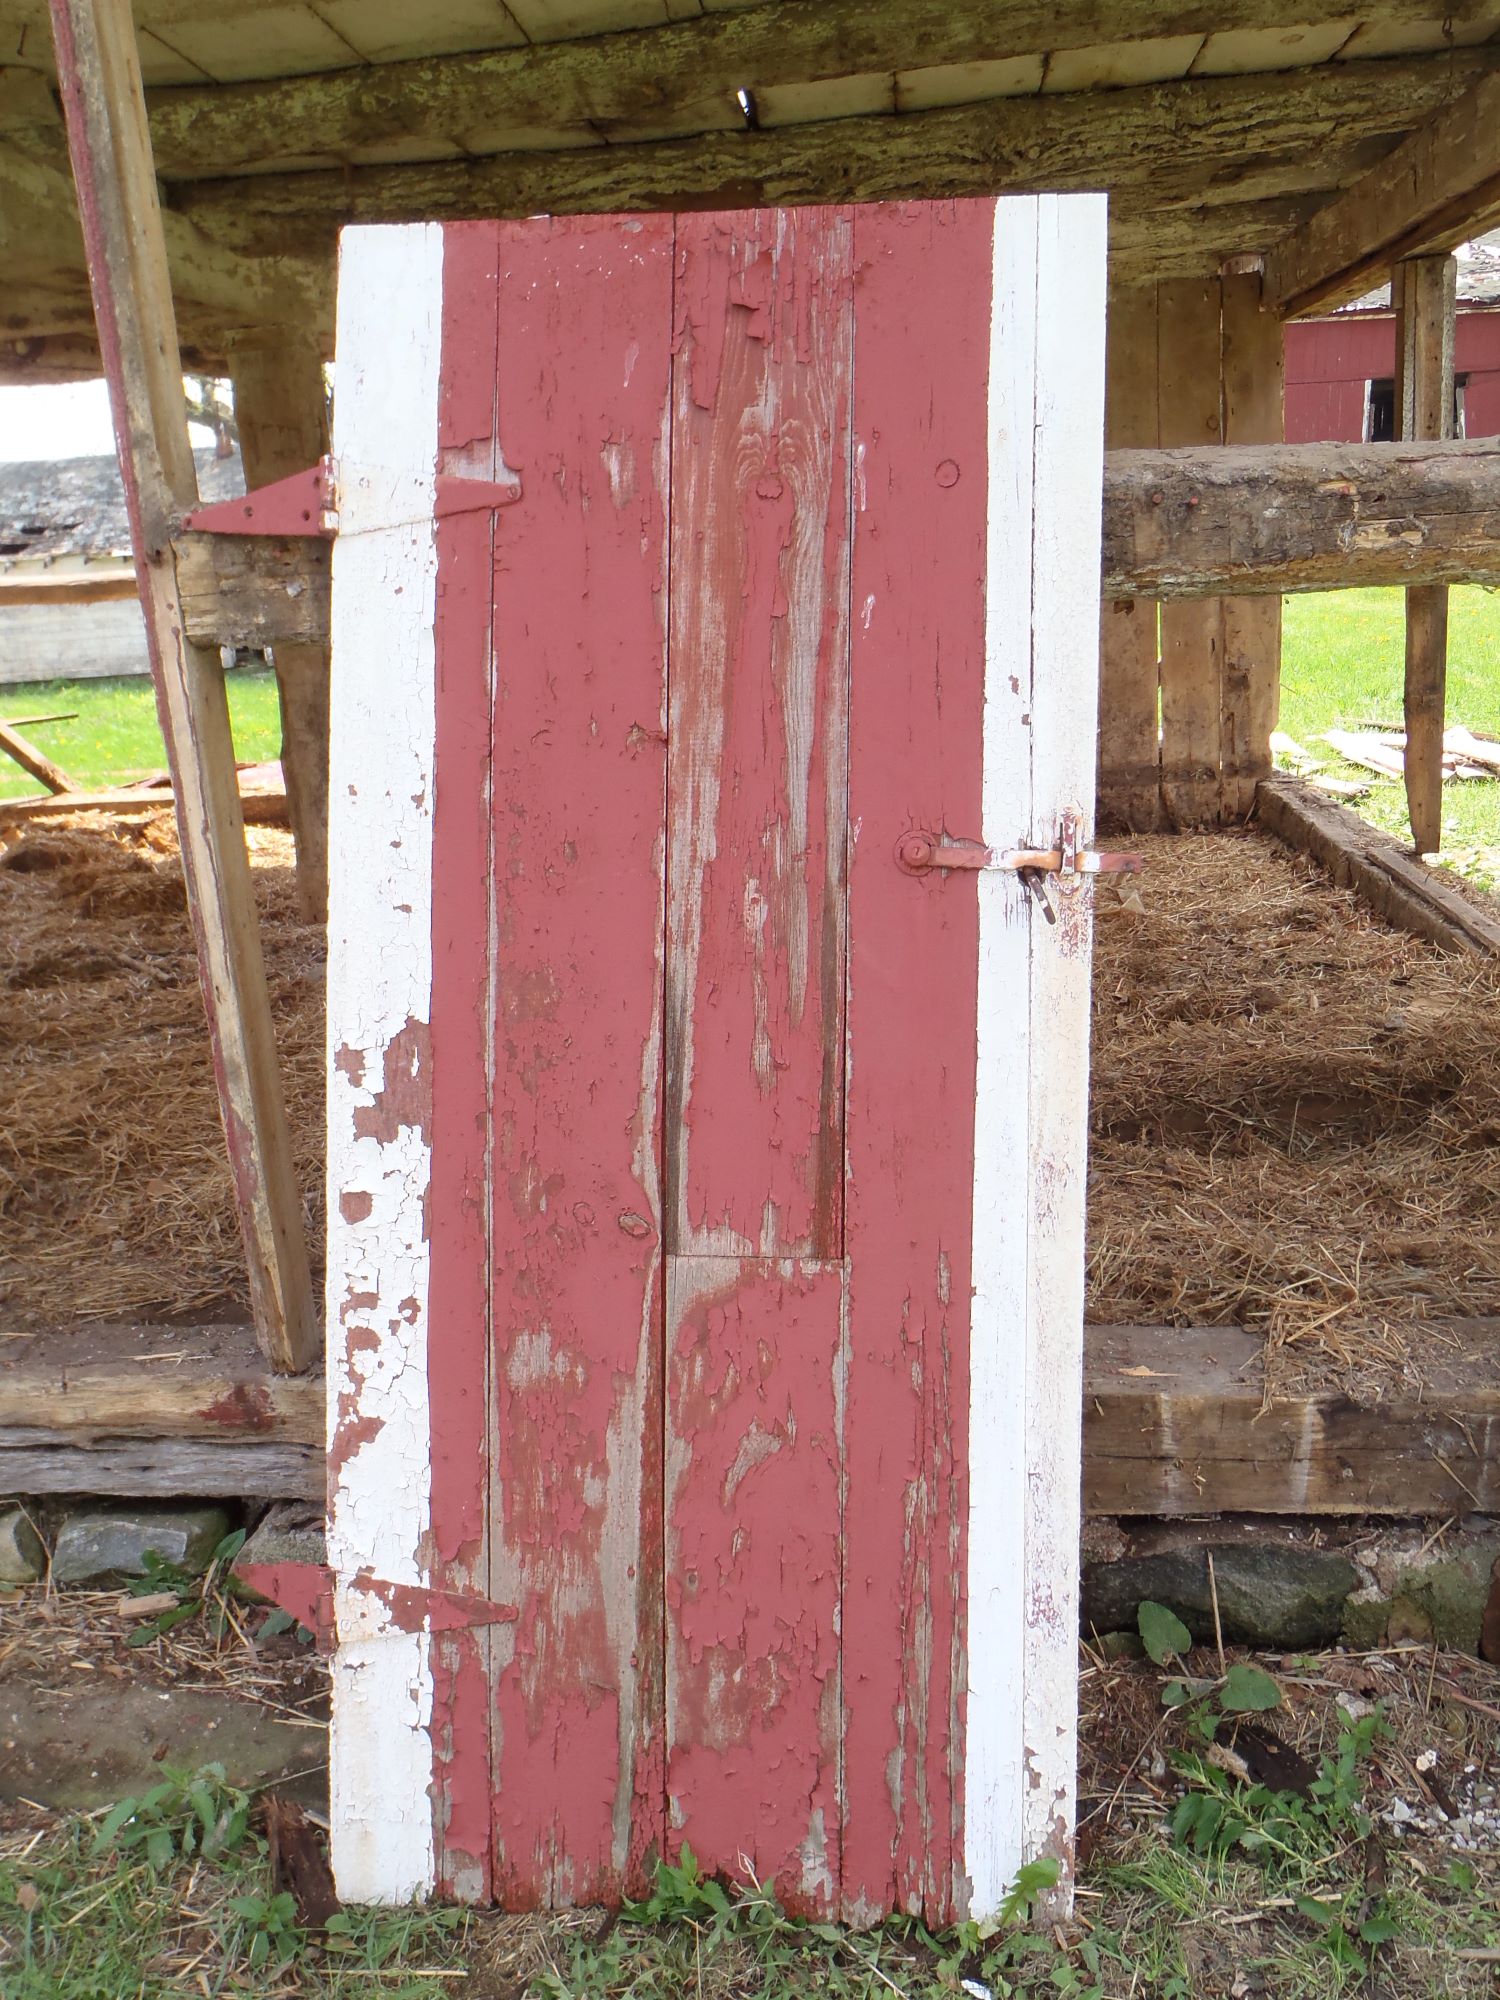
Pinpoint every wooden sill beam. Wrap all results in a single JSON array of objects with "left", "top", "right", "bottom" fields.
[
  {"left": 1257, "top": 773, "right": 1500, "bottom": 956},
  {"left": 1265, "top": 69, "right": 1500, "bottom": 318},
  {"left": 174, "top": 438, "right": 1500, "bottom": 654},
  {"left": 4, "top": 1319, "right": 1495, "bottom": 1517},
  {"left": 1084, "top": 1324, "right": 1500, "bottom": 1518}
]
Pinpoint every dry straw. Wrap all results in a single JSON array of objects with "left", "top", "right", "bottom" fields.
[
  {"left": 1090, "top": 827, "right": 1500, "bottom": 1395},
  {"left": 0, "top": 812, "right": 324, "bottom": 1329},
  {"left": 3, "top": 814, "right": 1498, "bottom": 1397}
]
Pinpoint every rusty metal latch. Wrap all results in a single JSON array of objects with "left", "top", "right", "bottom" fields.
[{"left": 895, "top": 806, "right": 1143, "bottom": 923}]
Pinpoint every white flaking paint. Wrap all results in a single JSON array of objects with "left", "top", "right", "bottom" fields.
[
  {"left": 1018, "top": 191, "right": 1107, "bottom": 1897},
  {"left": 965, "top": 192, "right": 1107, "bottom": 1920},
  {"left": 326, "top": 221, "right": 445, "bottom": 1906}
]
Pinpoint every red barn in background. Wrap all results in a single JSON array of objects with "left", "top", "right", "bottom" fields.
[{"left": 1285, "top": 236, "right": 1500, "bottom": 444}]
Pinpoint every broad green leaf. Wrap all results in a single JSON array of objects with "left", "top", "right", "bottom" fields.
[
  {"left": 1137, "top": 1601, "right": 1192, "bottom": 1665},
  {"left": 1220, "top": 1662, "right": 1281, "bottom": 1712}
]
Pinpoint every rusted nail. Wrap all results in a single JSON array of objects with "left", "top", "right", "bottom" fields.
[{"left": 1149, "top": 490, "right": 1164, "bottom": 506}]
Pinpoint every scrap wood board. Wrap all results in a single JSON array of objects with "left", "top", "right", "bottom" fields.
[{"left": 325, "top": 197, "right": 1106, "bottom": 1924}]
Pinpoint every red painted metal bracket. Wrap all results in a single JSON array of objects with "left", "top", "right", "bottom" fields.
[
  {"left": 235, "top": 1560, "right": 519, "bottom": 1655},
  {"left": 183, "top": 459, "right": 337, "bottom": 537},
  {"left": 182, "top": 461, "right": 523, "bottom": 538}
]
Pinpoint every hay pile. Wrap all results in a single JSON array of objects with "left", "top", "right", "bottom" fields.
[
  {"left": 0, "top": 812, "right": 323, "bottom": 1327},
  {"left": 1089, "top": 828, "right": 1500, "bottom": 1392},
  {"left": 4, "top": 812, "right": 1499, "bottom": 1393}
]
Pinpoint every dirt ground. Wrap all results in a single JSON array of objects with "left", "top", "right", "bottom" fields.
[
  {"left": 3, "top": 810, "right": 1500, "bottom": 1392},
  {"left": 2, "top": 1586, "right": 1498, "bottom": 1996}
]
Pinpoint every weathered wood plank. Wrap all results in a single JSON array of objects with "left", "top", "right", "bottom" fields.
[
  {"left": 0, "top": 1322, "right": 320, "bottom": 1437},
  {"left": 0, "top": 1433, "right": 321, "bottom": 1498},
  {"left": 1266, "top": 69, "right": 1500, "bottom": 317},
  {"left": 1257, "top": 772, "right": 1500, "bottom": 956},
  {"left": 49, "top": 0, "right": 317, "bottom": 1376},
  {"left": 1083, "top": 1324, "right": 1500, "bottom": 1518},
  {"left": 175, "top": 529, "right": 331, "bottom": 648},
  {"left": 0, "top": 716, "right": 78, "bottom": 792},
  {"left": 0, "top": 780, "right": 287, "bottom": 822},
  {"left": 1156, "top": 278, "right": 1223, "bottom": 828},
  {"left": 177, "top": 434, "right": 1500, "bottom": 661},
  {"left": 843, "top": 196, "right": 990, "bottom": 1927},
  {"left": 482, "top": 213, "right": 673, "bottom": 1909},
  {"left": 1397, "top": 253, "right": 1456, "bottom": 857},
  {"left": 665, "top": 1257, "right": 842, "bottom": 1912},
  {"left": 664, "top": 207, "right": 849, "bottom": 1263},
  {"left": 1102, "top": 439, "right": 1500, "bottom": 598},
  {"left": 173, "top": 54, "right": 1500, "bottom": 260},
  {"left": 1217, "top": 273, "right": 1282, "bottom": 820},
  {"left": 229, "top": 332, "right": 331, "bottom": 918},
  {"left": 137, "top": 1, "right": 1500, "bottom": 181},
  {"left": 1098, "top": 280, "right": 1162, "bottom": 832}
]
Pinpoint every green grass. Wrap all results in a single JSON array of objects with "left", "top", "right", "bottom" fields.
[
  {"left": 3, "top": 1728, "right": 1497, "bottom": 2000},
  {"left": 1280, "top": 584, "right": 1500, "bottom": 876},
  {"left": 0, "top": 668, "right": 282, "bottom": 801}
]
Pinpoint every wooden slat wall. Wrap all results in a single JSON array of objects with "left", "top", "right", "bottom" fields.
[{"left": 1097, "top": 273, "right": 1284, "bottom": 828}]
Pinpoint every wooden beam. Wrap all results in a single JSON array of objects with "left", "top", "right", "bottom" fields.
[
  {"left": 1257, "top": 772, "right": 1500, "bottom": 956},
  {"left": 1083, "top": 1323, "right": 1500, "bottom": 1518},
  {"left": 229, "top": 334, "right": 331, "bottom": 919},
  {"left": 1266, "top": 70, "right": 1500, "bottom": 317},
  {"left": 1098, "top": 280, "right": 1162, "bottom": 832},
  {"left": 49, "top": 0, "right": 318, "bottom": 1376},
  {"left": 1103, "top": 437, "right": 1500, "bottom": 598},
  {"left": 175, "top": 530, "right": 330, "bottom": 649},
  {"left": 172, "top": 53, "right": 1499, "bottom": 258},
  {"left": 0, "top": 716, "right": 78, "bottom": 792},
  {"left": 0, "top": 568, "right": 137, "bottom": 604},
  {"left": 174, "top": 435, "right": 1500, "bottom": 657},
  {"left": 0, "top": 780, "right": 288, "bottom": 823},
  {"left": 5, "top": 1316, "right": 1497, "bottom": 1516},
  {"left": 138, "top": 3, "right": 1500, "bottom": 182},
  {"left": 1397, "top": 253, "right": 1456, "bottom": 856},
  {"left": 1217, "top": 273, "right": 1282, "bottom": 819},
  {"left": 0, "top": 135, "right": 331, "bottom": 344}
]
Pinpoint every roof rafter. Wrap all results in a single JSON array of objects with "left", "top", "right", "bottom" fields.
[
  {"left": 132, "top": 0, "right": 1500, "bottom": 180},
  {"left": 1265, "top": 68, "right": 1500, "bottom": 314},
  {"left": 171, "top": 51, "right": 1499, "bottom": 263}
]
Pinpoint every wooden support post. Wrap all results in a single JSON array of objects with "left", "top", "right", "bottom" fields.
[
  {"left": 1396, "top": 254, "right": 1457, "bottom": 856},
  {"left": 1156, "top": 277, "right": 1224, "bottom": 827},
  {"left": 1218, "top": 273, "right": 1283, "bottom": 819},
  {"left": 229, "top": 334, "right": 331, "bottom": 919},
  {"left": 1097, "top": 280, "right": 1162, "bottom": 831},
  {"left": 49, "top": 0, "right": 318, "bottom": 1375}
]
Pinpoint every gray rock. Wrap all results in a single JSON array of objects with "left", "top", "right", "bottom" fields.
[
  {"left": 1340, "top": 1533, "right": 1500, "bottom": 1653},
  {"left": 51, "top": 1503, "right": 232, "bottom": 1585},
  {"left": 0, "top": 1507, "right": 46, "bottom": 1585},
  {"left": 239, "top": 1502, "right": 324, "bottom": 1572},
  {"left": 1083, "top": 1543, "right": 1359, "bottom": 1649}
]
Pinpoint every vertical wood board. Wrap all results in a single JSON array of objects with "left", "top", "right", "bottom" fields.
[
  {"left": 842, "top": 197, "right": 993, "bottom": 1924},
  {"left": 665, "top": 210, "right": 851, "bottom": 1263},
  {"left": 326, "top": 220, "right": 446, "bottom": 1905},
  {"left": 484, "top": 213, "right": 674, "bottom": 1908}
]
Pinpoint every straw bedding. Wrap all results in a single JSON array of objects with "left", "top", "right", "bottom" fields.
[
  {"left": 2, "top": 813, "right": 1498, "bottom": 1392},
  {"left": 1089, "top": 828, "right": 1500, "bottom": 1393},
  {"left": 0, "top": 811, "right": 324, "bottom": 1328}
]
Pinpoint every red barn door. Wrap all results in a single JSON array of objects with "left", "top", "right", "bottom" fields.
[{"left": 326, "top": 196, "right": 1107, "bottom": 1925}]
